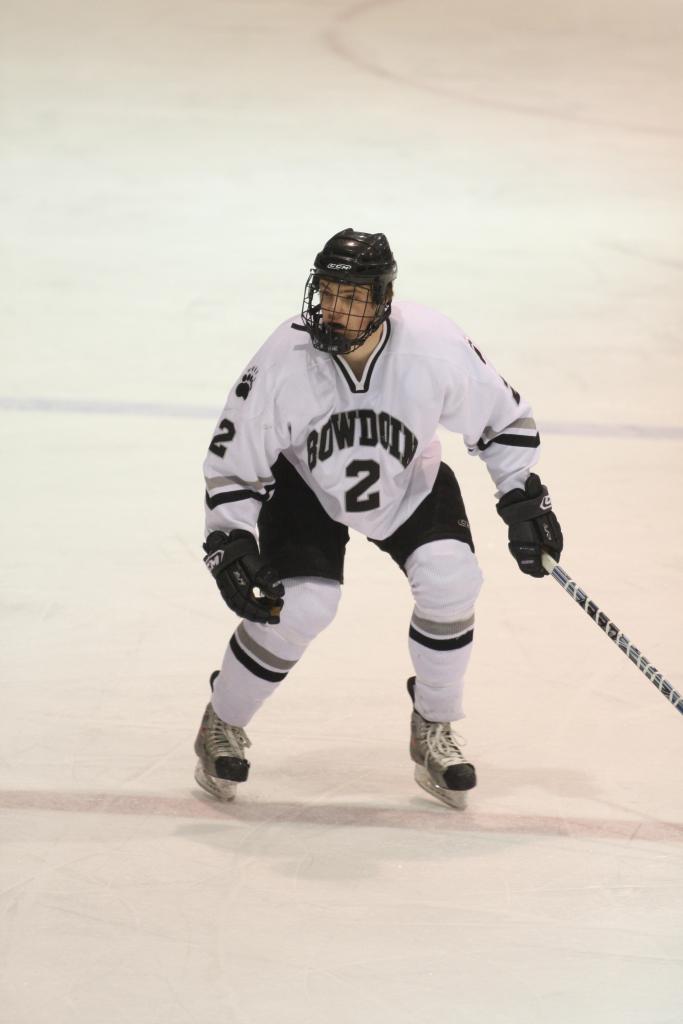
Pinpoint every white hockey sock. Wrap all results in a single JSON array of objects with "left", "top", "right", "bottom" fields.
[
  {"left": 211, "top": 577, "right": 341, "bottom": 727},
  {"left": 405, "top": 539, "right": 483, "bottom": 723},
  {"left": 408, "top": 612, "right": 474, "bottom": 722}
]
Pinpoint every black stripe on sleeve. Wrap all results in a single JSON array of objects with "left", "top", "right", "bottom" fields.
[
  {"left": 477, "top": 432, "right": 540, "bottom": 452},
  {"left": 408, "top": 627, "right": 474, "bottom": 651},
  {"left": 229, "top": 635, "right": 287, "bottom": 682},
  {"left": 205, "top": 485, "right": 274, "bottom": 510}
]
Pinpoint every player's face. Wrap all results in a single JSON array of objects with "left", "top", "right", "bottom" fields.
[{"left": 318, "top": 279, "right": 378, "bottom": 340}]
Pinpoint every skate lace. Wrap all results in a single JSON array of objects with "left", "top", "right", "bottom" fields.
[
  {"left": 425, "top": 722, "right": 468, "bottom": 766},
  {"left": 208, "top": 715, "right": 251, "bottom": 756}
]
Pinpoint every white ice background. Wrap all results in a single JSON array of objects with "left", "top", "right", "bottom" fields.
[{"left": 1, "top": 1, "right": 682, "bottom": 1022}]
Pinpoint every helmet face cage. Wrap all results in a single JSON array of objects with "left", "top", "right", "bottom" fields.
[
  {"left": 301, "top": 272, "right": 393, "bottom": 355},
  {"left": 300, "top": 229, "right": 397, "bottom": 355}
]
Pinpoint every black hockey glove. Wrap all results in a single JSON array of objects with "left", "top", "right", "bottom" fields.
[
  {"left": 496, "top": 473, "right": 563, "bottom": 578},
  {"left": 203, "top": 530, "right": 284, "bottom": 624}
]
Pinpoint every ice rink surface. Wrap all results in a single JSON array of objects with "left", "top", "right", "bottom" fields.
[{"left": 1, "top": 1, "right": 682, "bottom": 1021}]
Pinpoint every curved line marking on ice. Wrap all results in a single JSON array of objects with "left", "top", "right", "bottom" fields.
[{"left": 323, "top": 0, "right": 682, "bottom": 140}]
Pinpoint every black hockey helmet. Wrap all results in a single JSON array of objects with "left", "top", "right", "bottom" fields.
[{"left": 300, "top": 228, "right": 397, "bottom": 354}]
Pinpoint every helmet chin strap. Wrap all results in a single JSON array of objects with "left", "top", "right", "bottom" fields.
[{"left": 314, "top": 319, "right": 376, "bottom": 355}]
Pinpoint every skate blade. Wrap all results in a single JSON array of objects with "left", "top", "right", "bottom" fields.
[
  {"left": 414, "top": 765, "right": 468, "bottom": 810},
  {"left": 194, "top": 761, "right": 237, "bottom": 802}
]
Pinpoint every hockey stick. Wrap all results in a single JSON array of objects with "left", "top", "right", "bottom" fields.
[{"left": 541, "top": 553, "right": 682, "bottom": 717}]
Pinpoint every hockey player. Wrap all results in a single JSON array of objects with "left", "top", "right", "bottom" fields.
[{"left": 195, "top": 229, "right": 563, "bottom": 808}]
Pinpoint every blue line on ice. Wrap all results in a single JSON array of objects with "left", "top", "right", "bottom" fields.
[{"left": 0, "top": 395, "right": 681, "bottom": 440}]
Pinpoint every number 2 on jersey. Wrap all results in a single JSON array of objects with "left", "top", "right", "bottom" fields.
[
  {"left": 345, "top": 459, "right": 380, "bottom": 512},
  {"left": 209, "top": 418, "right": 236, "bottom": 457}
]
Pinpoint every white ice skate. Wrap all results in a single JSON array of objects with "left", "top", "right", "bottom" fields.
[
  {"left": 194, "top": 699, "right": 251, "bottom": 802},
  {"left": 408, "top": 677, "right": 476, "bottom": 810}
]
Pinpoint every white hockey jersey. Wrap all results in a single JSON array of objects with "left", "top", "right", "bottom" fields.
[{"left": 203, "top": 301, "right": 540, "bottom": 541}]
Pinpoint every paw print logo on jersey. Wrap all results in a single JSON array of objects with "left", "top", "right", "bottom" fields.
[{"left": 236, "top": 366, "right": 258, "bottom": 401}]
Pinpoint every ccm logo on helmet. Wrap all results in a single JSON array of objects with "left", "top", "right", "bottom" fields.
[{"left": 326, "top": 263, "right": 352, "bottom": 270}]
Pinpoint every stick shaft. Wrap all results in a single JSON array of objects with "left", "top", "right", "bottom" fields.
[{"left": 541, "top": 554, "right": 682, "bottom": 716}]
